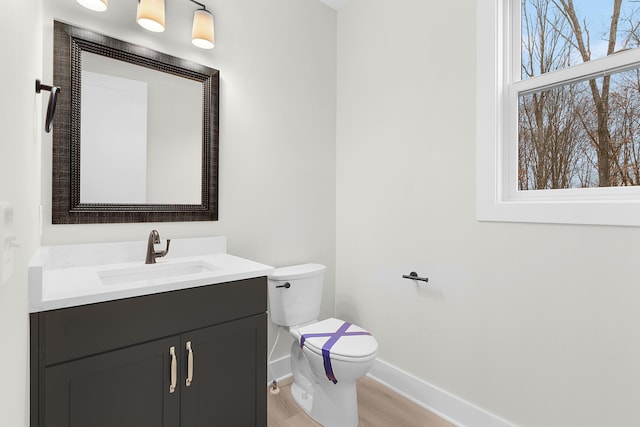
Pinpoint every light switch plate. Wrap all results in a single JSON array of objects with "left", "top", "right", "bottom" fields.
[{"left": 0, "top": 203, "right": 16, "bottom": 287}]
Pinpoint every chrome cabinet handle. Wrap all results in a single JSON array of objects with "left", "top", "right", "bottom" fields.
[
  {"left": 186, "top": 341, "right": 194, "bottom": 387},
  {"left": 169, "top": 346, "right": 177, "bottom": 393}
]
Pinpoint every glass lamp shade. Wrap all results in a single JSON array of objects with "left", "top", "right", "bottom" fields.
[
  {"left": 76, "top": 0, "right": 108, "bottom": 12},
  {"left": 137, "top": 0, "right": 166, "bottom": 33},
  {"left": 192, "top": 9, "right": 215, "bottom": 49}
]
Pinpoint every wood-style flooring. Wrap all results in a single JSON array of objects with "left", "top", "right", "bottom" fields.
[{"left": 267, "top": 376, "right": 455, "bottom": 427}]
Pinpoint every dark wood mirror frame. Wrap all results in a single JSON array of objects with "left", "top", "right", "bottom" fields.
[{"left": 52, "top": 21, "right": 219, "bottom": 224}]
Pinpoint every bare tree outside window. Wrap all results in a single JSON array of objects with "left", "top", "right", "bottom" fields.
[{"left": 518, "top": 0, "right": 640, "bottom": 190}]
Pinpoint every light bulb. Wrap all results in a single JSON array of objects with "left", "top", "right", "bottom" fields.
[
  {"left": 192, "top": 9, "right": 215, "bottom": 49},
  {"left": 76, "top": 0, "right": 108, "bottom": 12},
  {"left": 137, "top": 0, "right": 166, "bottom": 33}
]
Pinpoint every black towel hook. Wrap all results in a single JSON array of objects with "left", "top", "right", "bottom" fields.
[{"left": 35, "top": 79, "right": 60, "bottom": 133}]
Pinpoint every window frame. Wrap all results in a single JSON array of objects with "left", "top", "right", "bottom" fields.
[{"left": 477, "top": 0, "right": 640, "bottom": 226}]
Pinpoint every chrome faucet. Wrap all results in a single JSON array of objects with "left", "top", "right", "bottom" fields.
[{"left": 145, "top": 230, "right": 171, "bottom": 264}]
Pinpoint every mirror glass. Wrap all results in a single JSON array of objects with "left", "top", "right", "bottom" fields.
[
  {"left": 81, "top": 52, "right": 202, "bottom": 204},
  {"left": 52, "top": 21, "right": 219, "bottom": 224}
]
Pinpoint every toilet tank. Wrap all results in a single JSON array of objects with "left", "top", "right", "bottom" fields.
[{"left": 267, "top": 263, "right": 325, "bottom": 327}]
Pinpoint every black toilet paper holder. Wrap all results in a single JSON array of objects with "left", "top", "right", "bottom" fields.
[{"left": 402, "top": 271, "right": 429, "bottom": 283}]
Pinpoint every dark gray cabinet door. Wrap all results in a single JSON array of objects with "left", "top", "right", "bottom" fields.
[
  {"left": 32, "top": 277, "right": 268, "bottom": 427},
  {"left": 44, "top": 336, "right": 181, "bottom": 427},
  {"left": 180, "top": 314, "right": 267, "bottom": 427}
]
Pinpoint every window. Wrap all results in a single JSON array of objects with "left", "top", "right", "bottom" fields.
[{"left": 477, "top": 0, "right": 640, "bottom": 226}]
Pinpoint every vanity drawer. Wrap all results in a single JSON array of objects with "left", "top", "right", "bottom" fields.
[{"left": 33, "top": 276, "right": 267, "bottom": 366}]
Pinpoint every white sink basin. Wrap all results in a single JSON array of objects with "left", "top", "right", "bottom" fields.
[
  {"left": 98, "top": 260, "right": 220, "bottom": 285},
  {"left": 28, "top": 236, "right": 274, "bottom": 312}
]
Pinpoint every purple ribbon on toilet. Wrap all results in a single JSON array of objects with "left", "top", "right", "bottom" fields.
[{"left": 300, "top": 322, "right": 371, "bottom": 384}]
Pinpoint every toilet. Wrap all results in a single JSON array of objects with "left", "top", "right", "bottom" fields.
[{"left": 268, "top": 263, "right": 378, "bottom": 427}]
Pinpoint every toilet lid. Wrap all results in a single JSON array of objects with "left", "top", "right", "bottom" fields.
[{"left": 298, "top": 318, "right": 378, "bottom": 360}]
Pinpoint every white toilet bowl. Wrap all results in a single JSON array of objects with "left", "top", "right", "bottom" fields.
[
  {"left": 268, "top": 264, "right": 378, "bottom": 427},
  {"left": 287, "top": 318, "right": 377, "bottom": 427}
]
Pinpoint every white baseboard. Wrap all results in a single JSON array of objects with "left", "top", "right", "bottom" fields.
[
  {"left": 268, "top": 356, "right": 514, "bottom": 427},
  {"left": 368, "top": 359, "right": 515, "bottom": 427}
]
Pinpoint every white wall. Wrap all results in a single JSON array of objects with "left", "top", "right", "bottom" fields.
[
  {"left": 42, "top": 0, "right": 337, "bottom": 363},
  {"left": 3, "top": 0, "right": 337, "bottom": 420},
  {"left": 336, "top": 1, "right": 640, "bottom": 426},
  {"left": 0, "top": 1, "right": 42, "bottom": 426}
]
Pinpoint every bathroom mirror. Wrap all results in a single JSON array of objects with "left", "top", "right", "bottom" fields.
[{"left": 52, "top": 21, "right": 219, "bottom": 223}]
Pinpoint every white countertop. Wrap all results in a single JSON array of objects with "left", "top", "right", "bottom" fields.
[{"left": 28, "top": 236, "right": 273, "bottom": 313}]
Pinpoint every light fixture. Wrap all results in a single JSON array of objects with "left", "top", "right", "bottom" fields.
[
  {"left": 191, "top": 5, "right": 215, "bottom": 49},
  {"left": 137, "top": 0, "right": 166, "bottom": 33},
  {"left": 76, "top": 0, "right": 215, "bottom": 49},
  {"left": 76, "top": 0, "right": 108, "bottom": 12}
]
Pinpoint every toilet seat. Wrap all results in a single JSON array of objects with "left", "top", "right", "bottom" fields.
[{"left": 297, "top": 318, "right": 378, "bottom": 362}]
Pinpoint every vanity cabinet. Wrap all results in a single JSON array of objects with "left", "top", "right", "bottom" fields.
[{"left": 30, "top": 277, "right": 267, "bottom": 427}]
